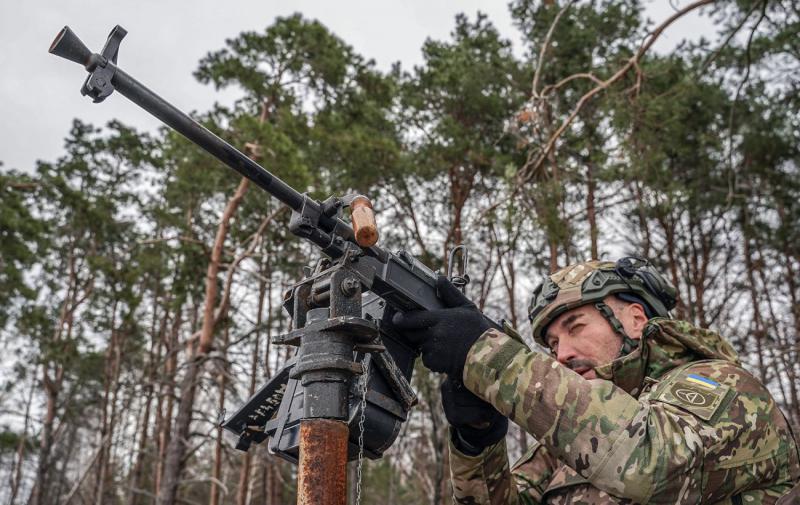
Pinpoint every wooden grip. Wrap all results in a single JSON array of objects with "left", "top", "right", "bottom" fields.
[{"left": 350, "top": 195, "right": 378, "bottom": 247}]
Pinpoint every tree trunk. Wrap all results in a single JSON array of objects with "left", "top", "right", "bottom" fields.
[
  {"left": 236, "top": 253, "right": 269, "bottom": 505},
  {"left": 347, "top": 462, "right": 357, "bottom": 505},
  {"left": 586, "top": 161, "right": 598, "bottom": 260},
  {"left": 686, "top": 214, "right": 709, "bottom": 328},
  {"left": 740, "top": 207, "right": 768, "bottom": 383},
  {"left": 28, "top": 367, "right": 59, "bottom": 505},
  {"left": 64, "top": 433, "right": 112, "bottom": 505},
  {"left": 155, "top": 307, "right": 182, "bottom": 497},
  {"left": 658, "top": 213, "right": 685, "bottom": 320},
  {"left": 776, "top": 202, "right": 800, "bottom": 427},
  {"left": 445, "top": 165, "right": 476, "bottom": 265},
  {"left": 53, "top": 420, "right": 79, "bottom": 502},
  {"left": 95, "top": 298, "right": 120, "bottom": 503},
  {"left": 268, "top": 454, "right": 281, "bottom": 505},
  {"left": 129, "top": 302, "right": 168, "bottom": 505},
  {"left": 210, "top": 326, "right": 230, "bottom": 505},
  {"left": 8, "top": 381, "right": 35, "bottom": 505},
  {"left": 30, "top": 254, "right": 84, "bottom": 505},
  {"left": 157, "top": 177, "right": 250, "bottom": 505},
  {"left": 156, "top": 354, "right": 202, "bottom": 505},
  {"left": 631, "top": 181, "right": 652, "bottom": 259},
  {"left": 128, "top": 380, "right": 154, "bottom": 505}
]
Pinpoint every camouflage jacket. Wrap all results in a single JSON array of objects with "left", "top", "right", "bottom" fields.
[{"left": 450, "top": 318, "right": 800, "bottom": 504}]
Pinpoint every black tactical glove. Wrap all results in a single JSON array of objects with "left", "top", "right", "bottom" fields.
[
  {"left": 441, "top": 377, "right": 508, "bottom": 456},
  {"left": 392, "top": 275, "right": 498, "bottom": 380}
]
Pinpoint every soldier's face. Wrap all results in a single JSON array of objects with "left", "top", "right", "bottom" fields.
[{"left": 544, "top": 297, "right": 648, "bottom": 379}]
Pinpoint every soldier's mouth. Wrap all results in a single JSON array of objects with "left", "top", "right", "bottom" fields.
[{"left": 566, "top": 359, "right": 597, "bottom": 379}]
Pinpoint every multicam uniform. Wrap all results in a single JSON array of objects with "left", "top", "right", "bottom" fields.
[{"left": 449, "top": 318, "right": 800, "bottom": 504}]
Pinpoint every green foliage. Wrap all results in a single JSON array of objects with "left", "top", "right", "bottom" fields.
[
  {"left": 0, "top": 170, "right": 45, "bottom": 325},
  {"left": 512, "top": 0, "right": 644, "bottom": 101},
  {"left": 0, "top": 429, "right": 35, "bottom": 454},
  {"left": 612, "top": 54, "right": 731, "bottom": 211},
  {"left": 359, "top": 457, "right": 420, "bottom": 503},
  {"left": 195, "top": 14, "right": 356, "bottom": 104},
  {"left": 401, "top": 13, "right": 528, "bottom": 181},
  {"left": 3, "top": 4, "right": 799, "bottom": 503},
  {"left": 195, "top": 14, "right": 402, "bottom": 198}
]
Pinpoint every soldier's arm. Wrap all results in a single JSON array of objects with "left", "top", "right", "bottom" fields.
[
  {"left": 449, "top": 435, "right": 519, "bottom": 505},
  {"left": 449, "top": 435, "right": 557, "bottom": 505},
  {"left": 509, "top": 441, "right": 559, "bottom": 504},
  {"left": 463, "top": 329, "right": 800, "bottom": 504}
]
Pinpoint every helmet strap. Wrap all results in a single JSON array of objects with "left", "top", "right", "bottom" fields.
[{"left": 594, "top": 302, "right": 639, "bottom": 357}]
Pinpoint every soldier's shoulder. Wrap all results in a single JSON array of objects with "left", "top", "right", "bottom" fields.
[
  {"left": 656, "top": 359, "right": 766, "bottom": 399},
  {"left": 647, "top": 360, "right": 743, "bottom": 423},
  {"left": 649, "top": 359, "right": 800, "bottom": 477},
  {"left": 657, "top": 359, "right": 757, "bottom": 387},
  {"left": 649, "top": 359, "right": 791, "bottom": 446}
]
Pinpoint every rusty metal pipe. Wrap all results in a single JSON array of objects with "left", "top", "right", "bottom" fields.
[{"left": 297, "top": 419, "right": 348, "bottom": 505}]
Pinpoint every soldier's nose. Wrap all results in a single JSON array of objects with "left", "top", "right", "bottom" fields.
[{"left": 556, "top": 341, "right": 579, "bottom": 366}]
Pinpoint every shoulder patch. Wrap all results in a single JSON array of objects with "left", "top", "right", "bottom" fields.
[{"left": 653, "top": 370, "right": 735, "bottom": 421}]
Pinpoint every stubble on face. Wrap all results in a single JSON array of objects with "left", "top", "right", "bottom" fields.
[
  {"left": 565, "top": 358, "right": 600, "bottom": 379},
  {"left": 546, "top": 302, "right": 630, "bottom": 380}
]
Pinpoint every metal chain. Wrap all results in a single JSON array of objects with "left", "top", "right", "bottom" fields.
[{"left": 355, "top": 355, "right": 370, "bottom": 505}]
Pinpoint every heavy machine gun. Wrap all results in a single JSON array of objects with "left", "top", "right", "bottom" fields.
[{"left": 50, "top": 25, "right": 481, "bottom": 504}]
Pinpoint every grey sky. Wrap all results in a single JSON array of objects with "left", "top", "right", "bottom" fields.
[{"left": 1, "top": 1, "right": 713, "bottom": 173}]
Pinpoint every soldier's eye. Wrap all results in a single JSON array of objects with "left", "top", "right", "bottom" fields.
[{"left": 569, "top": 323, "right": 584, "bottom": 335}]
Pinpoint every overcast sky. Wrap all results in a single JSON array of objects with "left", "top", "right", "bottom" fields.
[{"left": 0, "top": 1, "right": 714, "bottom": 173}]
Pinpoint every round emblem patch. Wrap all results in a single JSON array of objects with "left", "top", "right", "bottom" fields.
[{"left": 674, "top": 388, "right": 708, "bottom": 406}]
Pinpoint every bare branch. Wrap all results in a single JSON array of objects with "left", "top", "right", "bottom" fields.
[
  {"left": 700, "top": 0, "right": 762, "bottom": 74},
  {"left": 213, "top": 206, "right": 286, "bottom": 328},
  {"left": 5, "top": 182, "right": 39, "bottom": 191},
  {"left": 517, "top": 0, "right": 715, "bottom": 186},
  {"left": 197, "top": 178, "right": 251, "bottom": 355},
  {"left": 532, "top": 0, "right": 578, "bottom": 97},
  {"left": 726, "top": 0, "right": 768, "bottom": 204},
  {"left": 540, "top": 72, "right": 605, "bottom": 97},
  {"left": 63, "top": 433, "right": 112, "bottom": 504},
  {"left": 138, "top": 235, "right": 205, "bottom": 247}
]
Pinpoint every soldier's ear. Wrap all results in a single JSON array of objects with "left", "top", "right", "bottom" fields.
[{"left": 628, "top": 303, "right": 649, "bottom": 339}]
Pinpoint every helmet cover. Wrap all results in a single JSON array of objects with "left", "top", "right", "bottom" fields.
[{"left": 528, "top": 257, "right": 677, "bottom": 347}]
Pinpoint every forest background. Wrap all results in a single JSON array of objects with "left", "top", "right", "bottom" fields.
[{"left": 1, "top": 0, "right": 798, "bottom": 504}]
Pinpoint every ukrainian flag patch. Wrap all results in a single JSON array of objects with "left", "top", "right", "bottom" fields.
[{"left": 685, "top": 374, "right": 720, "bottom": 389}]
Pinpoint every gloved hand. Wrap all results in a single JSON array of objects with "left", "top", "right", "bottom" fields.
[
  {"left": 441, "top": 377, "right": 508, "bottom": 456},
  {"left": 392, "top": 275, "right": 499, "bottom": 380}
]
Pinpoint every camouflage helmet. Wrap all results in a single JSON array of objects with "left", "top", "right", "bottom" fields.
[{"left": 528, "top": 257, "right": 678, "bottom": 347}]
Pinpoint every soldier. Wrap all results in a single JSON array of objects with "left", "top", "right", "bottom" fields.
[{"left": 393, "top": 258, "right": 800, "bottom": 504}]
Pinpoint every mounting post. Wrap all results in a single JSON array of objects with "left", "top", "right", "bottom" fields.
[{"left": 292, "top": 269, "right": 370, "bottom": 505}]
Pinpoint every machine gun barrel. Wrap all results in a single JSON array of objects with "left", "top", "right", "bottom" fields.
[
  {"left": 115, "top": 68, "right": 307, "bottom": 211},
  {"left": 49, "top": 25, "right": 361, "bottom": 256}
]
